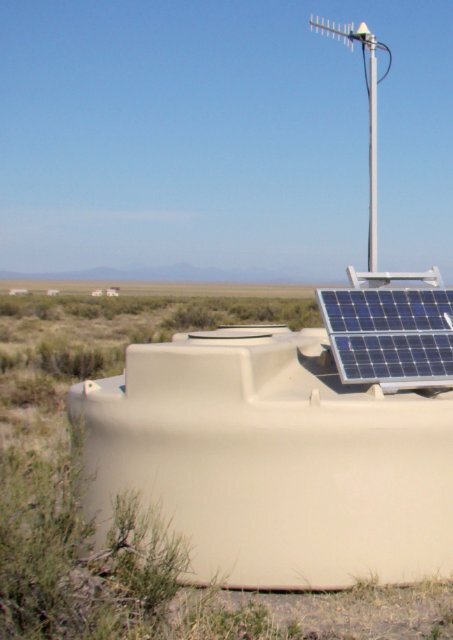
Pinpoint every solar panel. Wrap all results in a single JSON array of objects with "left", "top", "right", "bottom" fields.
[
  {"left": 319, "top": 288, "right": 453, "bottom": 334},
  {"left": 316, "top": 289, "right": 453, "bottom": 386}
]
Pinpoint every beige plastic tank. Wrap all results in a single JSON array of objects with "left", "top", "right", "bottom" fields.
[{"left": 67, "top": 325, "right": 453, "bottom": 589}]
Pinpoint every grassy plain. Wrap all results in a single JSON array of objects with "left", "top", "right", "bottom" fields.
[{"left": 0, "top": 283, "right": 452, "bottom": 639}]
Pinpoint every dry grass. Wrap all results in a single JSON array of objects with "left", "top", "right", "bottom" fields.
[
  {"left": 207, "top": 579, "right": 453, "bottom": 639},
  {"left": 141, "top": 578, "right": 453, "bottom": 639}
]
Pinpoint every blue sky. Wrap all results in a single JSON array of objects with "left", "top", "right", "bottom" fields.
[{"left": 1, "top": 0, "right": 452, "bottom": 282}]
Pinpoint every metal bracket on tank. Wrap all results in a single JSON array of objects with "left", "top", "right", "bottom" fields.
[
  {"left": 380, "top": 380, "right": 453, "bottom": 394},
  {"left": 347, "top": 265, "right": 444, "bottom": 289}
]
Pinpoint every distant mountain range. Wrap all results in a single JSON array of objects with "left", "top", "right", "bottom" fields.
[{"left": 0, "top": 263, "right": 310, "bottom": 284}]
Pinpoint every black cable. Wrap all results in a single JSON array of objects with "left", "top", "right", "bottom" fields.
[
  {"left": 376, "top": 41, "right": 392, "bottom": 84},
  {"left": 361, "top": 42, "right": 370, "bottom": 97},
  {"left": 360, "top": 40, "right": 392, "bottom": 96}
]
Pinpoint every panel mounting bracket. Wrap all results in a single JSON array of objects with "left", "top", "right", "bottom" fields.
[
  {"left": 380, "top": 380, "right": 453, "bottom": 394},
  {"left": 347, "top": 265, "right": 444, "bottom": 289}
]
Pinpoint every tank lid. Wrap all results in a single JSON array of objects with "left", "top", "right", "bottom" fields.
[
  {"left": 187, "top": 329, "right": 273, "bottom": 345},
  {"left": 218, "top": 324, "right": 290, "bottom": 334}
]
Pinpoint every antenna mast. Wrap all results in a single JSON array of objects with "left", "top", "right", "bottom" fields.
[
  {"left": 358, "top": 23, "right": 378, "bottom": 273},
  {"left": 310, "top": 16, "right": 444, "bottom": 289},
  {"left": 309, "top": 16, "right": 379, "bottom": 273}
]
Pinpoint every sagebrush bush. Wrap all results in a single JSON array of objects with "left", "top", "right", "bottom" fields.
[
  {"left": 282, "top": 299, "right": 321, "bottom": 331},
  {"left": 163, "top": 303, "right": 226, "bottom": 330},
  {"left": 127, "top": 326, "right": 160, "bottom": 344},
  {"left": 8, "top": 374, "right": 59, "bottom": 412},
  {"left": 0, "top": 324, "right": 13, "bottom": 342},
  {"left": 61, "top": 296, "right": 173, "bottom": 320},
  {"left": 0, "top": 299, "right": 24, "bottom": 317},
  {"left": 38, "top": 341, "right": 104, "bottom": 379},
  {"left": 0, "top": 350, "right": 21, "bottom": 373},
  {"left": 65, "top": 302, "right": 101, "bottom": 320},
  {"left": 0, "top": 296, "right": 61, "bottom": 320},
  {"left": 37, "top": 340, "right": 124, "bottom": 380},
  {"left": 98, "top": 296, "right": 169, "bottom": 319},
  {"left": 35, "top": 300, "right": 61, "bottom": 321},
  {"left": 104, "top": 491, "right": 190, "bottom": 615},
  {"left": 0, "top": 438, "right": 192, "bottom": 638},
  {"left": 0, "top": 444, "right": 92, "bottom": 638},
  {"left": 220, "top": 298, "right": 322, "bottom": 330}
]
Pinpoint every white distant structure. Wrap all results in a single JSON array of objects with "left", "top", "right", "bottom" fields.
[
  {"left": 47, "top": 289, "right": 60, "bottom": 296},
  {"left": 91, "top": 288, "right": 119, "bottom": 297},
  {"left": 9, "top": 288, "right": 28, "bottom": 296}
]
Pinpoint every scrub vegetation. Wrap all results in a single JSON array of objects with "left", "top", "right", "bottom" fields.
[{"left": 0, "top": 290, "right": 452, "bottom": 639}]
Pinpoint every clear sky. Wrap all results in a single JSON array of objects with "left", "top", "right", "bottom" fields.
[{"left": 1, "top": 0, "right": 452, "bottom": 282}]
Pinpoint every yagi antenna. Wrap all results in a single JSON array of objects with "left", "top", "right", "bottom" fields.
[
  {"left": 309, "top": 15, "right": 355, "bottom": 51},
  {"left": 309, "top": 15, "right": 383, "bottom": 275}
]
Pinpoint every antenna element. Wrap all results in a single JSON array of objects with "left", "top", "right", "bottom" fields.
[{"left": 309, "top": 15, "right": 355, "bottom": 51}]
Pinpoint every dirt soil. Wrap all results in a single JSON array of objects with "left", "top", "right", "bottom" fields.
[{"left": 173, "top": 581, "right": 453, "bottom": 639}]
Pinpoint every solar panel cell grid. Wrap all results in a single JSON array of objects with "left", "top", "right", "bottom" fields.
[
  {"left": 332, "top": 332, "right": 453, "bottom": 382},
  {"left": 318, "top": 289, "right": 453, "bottom": 334}
]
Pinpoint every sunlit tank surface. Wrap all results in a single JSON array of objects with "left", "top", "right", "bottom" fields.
[{"left": 67, "top": 325, "right": 453, "bottom": 590}]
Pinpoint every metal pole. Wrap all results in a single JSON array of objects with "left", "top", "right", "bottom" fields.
[{"left": 368, "top": 35, "right": 378, "bottom": 272}]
